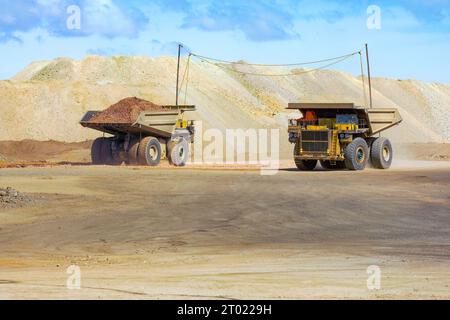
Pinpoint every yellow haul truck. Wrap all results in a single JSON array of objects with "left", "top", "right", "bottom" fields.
[
  {"left": 287, "top": 103, "right": 402, "bottom": 171},
  {"left": 80, "top": 105, "right": 196, "bottom": 167}
]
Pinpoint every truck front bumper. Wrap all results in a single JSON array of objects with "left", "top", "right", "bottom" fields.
[{"left": 294, "top": 154, "right": 344, "bottom": 161}]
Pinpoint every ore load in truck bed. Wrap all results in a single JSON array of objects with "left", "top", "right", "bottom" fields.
[{"left": 88, "top": 97, "right": 171, "bottom": 124}]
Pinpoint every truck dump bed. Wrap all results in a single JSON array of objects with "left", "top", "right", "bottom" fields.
[
  {"left": 80, "top": 105, "right": 195, "bottom": 138},
  {"left": 365, "top": 108, "right": 402, "bottom": 135},
  {"left": 287, "top": 103, "right": 402, "bottom": 136}
]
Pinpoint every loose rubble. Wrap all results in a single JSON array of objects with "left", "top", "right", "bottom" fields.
[
  {"left": 0, "top": 187, "right": 33, "bottom": 208},
  {"left": 89, "top": 97, "right": 170, "bottom": 124}
]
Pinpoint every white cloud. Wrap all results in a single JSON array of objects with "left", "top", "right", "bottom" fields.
[
  {"left": 382, "top": 6, "right": 422, "bottom": 30},
  {"left": 295, "top": 0, "right": 353, "bottom": 17},
  {"left": 81, "top": 0, "right": 139, "bottom": 37},
  {"left": 0, "top": 0, "right": 148, "bottom": 39},
  {"left": 0, "top": 1, "right": 449, "bottom": 84}
]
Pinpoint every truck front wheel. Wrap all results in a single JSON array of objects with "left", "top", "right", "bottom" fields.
[
  {"left": 168, "top": 138, "right": 189, "bottom": 167},
  {"left": 371, "top": 137, "right": 393, "bottom": 169},
  {"left": 295, "top": 159, "right": 317, "bottom": 171},
  {"left": 344, "top": 138, "right": 369, "bottom": 171},
  {"left": 138, "top": 136, "right": 161, "bottom": 166}
]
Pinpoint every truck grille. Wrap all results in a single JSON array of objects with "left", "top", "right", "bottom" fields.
[{"left": 301, "top": 130, "right": 329, "bottom": 153}]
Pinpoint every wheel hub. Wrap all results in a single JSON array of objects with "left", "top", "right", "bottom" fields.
[
  {"left": 356, "top": 147, "right": 365, "bottom": 163},
  {"left": 382, "top": 146, "right": 390, "bottom": 162},
  {"left": 149, "top": 146, "right": 158, "bottom": 160}
]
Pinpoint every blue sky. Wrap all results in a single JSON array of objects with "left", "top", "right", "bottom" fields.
[{"left": 0, "top": 0, "right": 449, "bottom": 82}]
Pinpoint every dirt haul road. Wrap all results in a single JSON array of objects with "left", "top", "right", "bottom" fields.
[{"left": 0, "top": 164, "right": 450, "bottom": 299}]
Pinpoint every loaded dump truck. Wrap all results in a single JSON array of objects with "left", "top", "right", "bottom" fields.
[
  {"left": 287, "top": 103, "right": 402, "bottom": 171},
  {"left": 80, "top": 98, "right": 195, "bottom": 167}
]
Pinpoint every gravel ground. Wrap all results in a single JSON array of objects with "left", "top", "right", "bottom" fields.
[{"left": 0, "top": 163, "right": 449, "bottom": 299}]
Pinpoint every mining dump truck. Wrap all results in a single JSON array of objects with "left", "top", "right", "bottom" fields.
[
  {"left": 80, "top": 105, "right": 195, "bottom": 167},
  {"left": 287, "top": 103, "right": 402, "bottom": 171}
]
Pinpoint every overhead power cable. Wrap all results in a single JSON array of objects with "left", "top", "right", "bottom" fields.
[
  {"left": 177, "top": 46, "right": 367, "bottom": 106},
  {"left": 359, "top": 51, "right": 369, "bottom": 108},
  {"left": 190, "top": 51, "right": 359, "bottom": 67},
  {"left": 194, "top": 52, "right": 358, "bottom": 77},
  {"left": 177, "top": 54, "right": 192, "bottom": 105}
]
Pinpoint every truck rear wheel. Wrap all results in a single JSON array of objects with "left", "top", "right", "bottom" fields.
[
  {"left": 127, "top": 139, "right": 140, "bottom": 165},
  {"left": 91, "top": 137, "right": 112, "bottom": 165},
  {"left": 101, "top": 138, "right": 115, "bottom": 165},
  {"left": 169, "top": 139, "right": 189, "bottom": 167},
  {"left": 344, "top": 138, "right": 369, "bottom": 171},
  {"left": 371, "top": 137, "right": 393, "bottom": 169},
  {"left": 320, "top": 160, "right": 345, "bottom": 170},
  {"left": 295, "top": 159, "right": 317, "bottom": 171},
  {"left": 138, "top": 136, "right": 161, "bottom": 166},
  {"left": 91, "top": 138, "right": 104, "bottom": 164}
]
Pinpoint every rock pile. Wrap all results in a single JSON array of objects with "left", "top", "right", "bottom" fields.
[{"left": 0, "top": 187, "right": 33, "bottom": 208}]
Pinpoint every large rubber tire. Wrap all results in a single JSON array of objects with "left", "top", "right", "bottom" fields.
[
  {"left": 295, "top": 159, "right": 317, "bottom": 171},
  {"left": 344, "top": 137, "right": 369, "bottom": 171},
  {"left": 138, "top": 136, "right": 161, "bottom": 166},
  {"left": 169, "top": 139, "right": 189, "bottom": 167},
  {"left": 127, "top": 139, "right": 140, "bottom": 165},
  {"left": 91, "top": 137, "right": 112, "bottom": 165},
  {"left": 371, "top": 137, "right": 393, "bottom": 169},
  {"left": 91, "top": 138, "right": 105, "bottom": 164},
  {"left": 110, "top": 140, "right": 124, "bottom": 165},
  {"left": 320, "top": 160, "right": 346, "bottom": 170},
  {"left": 101, "top": 138, "right": 114, "bottom": 165}
]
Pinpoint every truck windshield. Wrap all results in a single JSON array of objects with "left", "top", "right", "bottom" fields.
[{"left": 336, "top": 114, "right": 358, "bottom": 124}]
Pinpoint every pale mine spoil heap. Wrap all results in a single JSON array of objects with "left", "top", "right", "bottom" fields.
[{"left": 0, "top": 56, "right": 449, "bottom": 160}]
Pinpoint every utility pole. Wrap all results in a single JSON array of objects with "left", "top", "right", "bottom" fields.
[
  {"left": 365, "top": 43, "right": 373, "bottom": 109},
  {"left": 176, "top": 43, "right": 182, "bottom": 106}
]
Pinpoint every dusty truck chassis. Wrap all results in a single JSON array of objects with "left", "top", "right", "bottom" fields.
[
  {"left": 80, "top": 105, "right": 195, "bottom": 167},
  {"left": 287, "top": 103, "right": 402, "bottom": 171}
]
